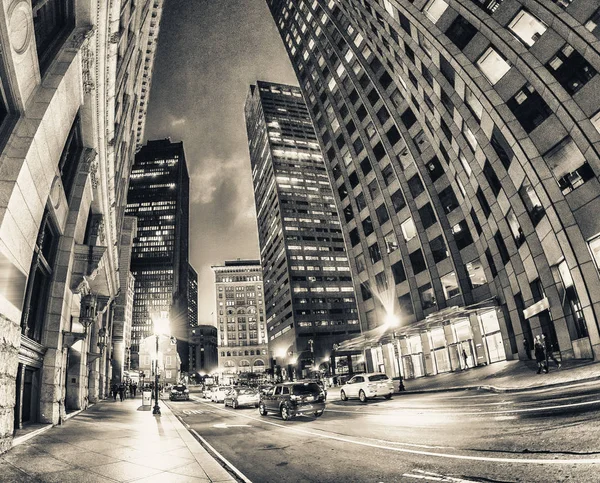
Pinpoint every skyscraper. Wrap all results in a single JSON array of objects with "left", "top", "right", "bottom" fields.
[
  {"left": 188, "top": 264, "right": 199, "bottom": 328},
  {"left": 245, "top": 81, "right": 360, "bottom": 376},
  {"left": 126, "top": 139, "right": 190, "bottom": 371},
  {"left": 267, "top": 0, "right": 600, "bottom": 375},
  {"left": 211, "top": 260, "right": 269, "bottom": 378}
]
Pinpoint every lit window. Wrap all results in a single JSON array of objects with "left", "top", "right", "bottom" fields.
[
  {"left": 423, "top": 0, "right": 449, "bottom": 24},
  {"left": 543, "top": 136, "right": 595, "bottom": 195},
  {"left": 401, "top": 218, "right": 417, "bottom": 241},
  {"left": 508, "top": 10, "right": 547, "bottom": 47},
  {"left": 546, "top": 44, "right": 597, "bottom": 95},
  {"left": 477, "top": 47, "right": 511, "bottom": 85},
  {"left": 441, "top": 272, "right": 460, "bottom": 299},
  {"left": 465, "top": 259, "right": 487, "bottom": 289},
  {"left": 588, "top": 234, "right": 600, "bottom": 274},
  {"left": 464, "top": 88, "right": 482, "bottom": 121}
]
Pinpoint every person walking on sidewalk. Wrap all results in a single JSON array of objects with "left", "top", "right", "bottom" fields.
[
  {"left": 118, "top": 383, "right": 125, "bottom": 401},
  {"left": 132, "top": 382, "right": 138, "bottom": 397},
  {"left": 462, "top": 348, "right": 469, "bottom": 369},
  {"left": 111, "top": 383, "right": 118, "bottom": 401},
  {"left": 534, "top": 335, "right": 548, "bottom": 374},
  {"left": 523, "top": 338, "right": 532, "bottom": 360},
  {"left": 542, "top": 333, "right": 561, "bottom": 369}
]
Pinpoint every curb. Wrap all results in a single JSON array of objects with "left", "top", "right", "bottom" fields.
[{"left": 400, "top": 374, "right": 600, "bottom": 395}]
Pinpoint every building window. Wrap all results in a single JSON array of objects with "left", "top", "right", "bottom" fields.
[
  {"left": 485, "top": 248, "right": 498, "bottom": 278},
  {"left": 452, "top": 220, "right": 473, "bottom": 250},
  {"left": 381, "top": 164, "right": 396, "bottom": 186},
  {"left": 508, "top": 10, "right": 547, "bottom": 47},
  {"left": 419, "top": 283, "right": 436, "bottom": 310},
  {"left": 59, "top": 114, "right": 83, "bottom": 200},
  {"left": 445, "top": 15, "right": 478, "bottom": 50},
  {"left": 585, "top": 9, "right": 600, "bottom": 39},
  {"left": 507, "top": 84, "right": 552, "bottom": 133},
  {"left": 438, "top": 186, "right": 459, "bottom": 214},
  {"left": 441, "top": 272, "right": 460, "bottom": 299},
  {"left": 20, "top": 210, "right": 59, "bottom": 342},
  {"left": 494, "top": 232, "right": 510, "bottom": 265},
  {"left": 440, "top": 56, "right": 455, "bottom": 87},
  {"left": 588, "top": 234, "right": 600, "bottom": 274},
  {"left": 424, "top": 0, "right": 449, "bottom": 23},
  {"left": 398, "top": 293, "right": 414, "bottom": 316},
  {"left": 519, "top": 180, "right": 545, "bottom": 227},
  {"left": 362, "top": 216, "right": 374, "bottom": 236},
  {"left": 462, "top": 122, "right": 478, "bottom": 152},
  {"left": 466, "top": 258, "right": 487, "bottom": 289},
  {"left": 390, "top": 190, "right": 406, "bottom": 212},
  {"left": 483, "top": 160, "right": 502, "bottom": 197},
  {"left": 543, "top": 136, "right": 595, "bottom": 195},
  {"left": 490, "top": 127, "right": 513, "bottom": 170},
  {"left": 408, "top": 175, "right": 425, "bottom": 198},
  {"left": 355, "top": 253, "right": 366, "bottom": 273},
  {"left": 556, "top": 260, "right": 588, "bottom": 339},
  {"left": 506, "top": 209, "right": 525, "bottom": 247},
  {"left": 430, "top": 235, "right": 448, "bottom": 263},
  {"left": 375, "top": 204, "right": 390, "bottom": 225},
  {"left": 426, "top": 156, "right": 444, "bottom": 182},
  {"left": 369, "top": 242, "right": 382, "bottom": 264},
  {"left": 401, "top": 218, "right": 417, "bottom": 241},
  {"left": 32, "top": 0, "right": 75, "bottom": 74},
  {"left": 464, "top": 87, "right": 483, "bottom": 122},
  {"left": 349, "top": 228, "right": 361, "bottom": 247},
  {"left": 546, "top": 44, "right": 597, "bottom": 95},
  {"left": 477, "top": 47, "right": 511, "bottom": 85},
  {"left": 419, "top": 203, "right": 437, "bottom": 229},
  {"left": 409, "top": 249, "right": 427, "bottom": 274}
]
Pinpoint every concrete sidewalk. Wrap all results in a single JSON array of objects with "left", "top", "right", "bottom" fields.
[
  {"left": 0, "top": 397, "right": 236, "bottom": 483},
  {"left": 400, "top": 358, "right": 600, "bottom": 394}
]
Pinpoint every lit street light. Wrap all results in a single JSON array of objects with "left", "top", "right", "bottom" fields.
[{"left": 152, "top": 314, "right": 170, "bottom": 416}]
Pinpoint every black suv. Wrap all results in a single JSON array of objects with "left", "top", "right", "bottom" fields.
[{"left": 259, "top": 382, "right": 326, "bottom": 420}]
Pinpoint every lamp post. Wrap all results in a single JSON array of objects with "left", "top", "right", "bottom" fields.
[{"left": 152, "top": 314, "right": 170, "bottom": 416}]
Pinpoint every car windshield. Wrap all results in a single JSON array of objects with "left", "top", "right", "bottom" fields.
[
  {"left": 174, "top": 385, "right": 186, "bottom": 391},
  {"left": 292, "top": 383, "right": 321, "bottom": 395},
  {"left": 368, "top": 374, "right": 389, "bottom": 382},
  {"left": 238, "top": 388, "right": 254, "bottom": 395}
]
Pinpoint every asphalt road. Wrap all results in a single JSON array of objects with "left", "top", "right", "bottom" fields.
[{"left": 165, "top": 381, "right": 600, "bottom": 483}]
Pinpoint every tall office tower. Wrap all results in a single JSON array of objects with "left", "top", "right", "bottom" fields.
[
  {"left": 189, "top": 325, "right": 219, "bottom": 376},
  {"left": 245, "top": 81, "right": 360, "bottom": 376},
  {"left": 267, "top": 0, "right": 600, "bottom": 377},
  {"left": 126, "top": 139, "right": 190, "bottom": 371},
  {"left": 211, "top": 261, "right": 269, "bottom": 378},
  {"left": 188, "top": 264, "right": 199, "bottom": 327},
  {"left": 0, "top": 0, "right": 164, "bottom": 448}
]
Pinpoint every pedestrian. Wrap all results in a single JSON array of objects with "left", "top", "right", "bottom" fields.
[
  {"left": 534, "top": 335, "right": 548, "bottom": 374},
  {"left": 462, "top": 348, "right": 469, "bottom": 369},
  {"left": 111, "top": 383, "right": 118, "bottom": 401},
  {"left": 542, "top": 333, "right": 561, "bottom": 369},
  {"left": 132, "top": 382, "right": 138, "bottom": 397},
  {"left": 523, "top": 338, "right": 532, "bottom": 360},
  {"left": 118, "top": 383, "right": 125, "bottom": 401}
]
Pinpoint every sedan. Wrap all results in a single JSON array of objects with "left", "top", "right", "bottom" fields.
[
  {"left": 169, "top": 384, "right": 190, "bottom": 401},
  {"left": 211, "top": 386, "right": 231, "bottom": 403},
  {"left": 224, "top": 387, "right": 260, "bottom": 409},
  {"left": 339, "top": 373, "right": 394, "bottom": 402}
]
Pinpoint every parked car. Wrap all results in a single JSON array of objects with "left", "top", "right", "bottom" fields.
[
  {"left": 203, "top": 386, "right": 215, "bottom": 400},
  {"left": 339, "top": 373, "right": 394, "bottom": 402},
  {"left": 259, "top": 382, "right": 326, "bottom": 420},
  {"left": 211, "top": 386, "right": 231, "bottom": 403},
  {"left": 169, "top": 384, "right": 190, "bottom": 401},
  {"left": 224, "top": 387, "right": 260, "bottom": 409}
]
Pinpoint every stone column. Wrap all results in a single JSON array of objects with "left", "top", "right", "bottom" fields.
[{"left": 87, "top": 326, "right": 100, "bottom": 403}]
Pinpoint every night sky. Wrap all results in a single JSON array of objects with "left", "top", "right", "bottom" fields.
[{"left": 144, "top": 0, "right": 298, "bottom": 326}]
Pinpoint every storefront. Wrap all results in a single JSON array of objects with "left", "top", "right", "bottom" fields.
[
  {"left": 479, "top": 310, "right": 506, "bottom": 364},
  {"left": 429, "top": 327, "right": 451, "bottom": 374},
  {"left": 400, "top": 335, "right": 425, "bottom": 379}
]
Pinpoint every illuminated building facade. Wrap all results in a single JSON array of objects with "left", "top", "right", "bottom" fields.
[
  {"left": 267, "top": 0, "right": 600, "bottom": 378},
  {"left": 0, "top": 0, "right": 163, "bottom": 450},
  {"left": 189, "top": 325, "right": 219, "bottom": 375},
  {"left": 126, "top": 139, "right": 190, "bottom": 371},
  {"left": 212, "top": 261, "right": 269, "bottom": 376},
  {"left": 245, "top": 82, "right": 360, "bottom": 376},
  {"left": 188, "top": 264, "right": 199, "bottom": 327}
]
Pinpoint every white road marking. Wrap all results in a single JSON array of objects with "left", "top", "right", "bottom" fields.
[
  {"left": 191, "top": 399, "right": 600, "bottom": 465},
  {"left": 190, "top": 429, "right": 253, "bottom": 483},
  {"left": 411, "top": 469, "right": 481, "bottom": 482},
  {"left": 183, "top": 409, "right": 213, "bottom": 415},
  {"left": 213, "top": 423, "right": 251, "bottom": 429}
]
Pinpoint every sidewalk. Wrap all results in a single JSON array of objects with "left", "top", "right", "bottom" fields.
[
  {"left": 401, "top": 358, "right": 600, "bottom": 394},
  {"left": 0, "top": 397, "right": 237, "bottom": 483}
]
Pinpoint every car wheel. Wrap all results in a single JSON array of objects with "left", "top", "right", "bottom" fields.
[
  {"left": 259, "top": 403, "right": 268, "bottom": 416},
  {"left": 232, "top": 400, "right": 239, "bottom": 409},
  {"left": 280, "top": 404, "right": 292, "bottom": 421},
  {"left": 340, "top": 390, "right": 348, "bottom": 401},
  {"left": 359, "top": 390, "right": 367, "bottom": 403},
  {"left": 384, "top": 394, "right": 392, "bottom": 400},
  {"left": 314, "top": 410, "right": 324, "bottom": 417}
]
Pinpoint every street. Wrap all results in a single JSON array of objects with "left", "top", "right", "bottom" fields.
[{"left": 165, "top": 382, "right": 600, "bottom": 483}]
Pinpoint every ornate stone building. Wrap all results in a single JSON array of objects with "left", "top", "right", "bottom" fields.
[
  {"left": 267, "top": 0, "right": 600, "bottom": 378},
  {"left": 0, "top": 0, "right": 163, "bottom": 451}
]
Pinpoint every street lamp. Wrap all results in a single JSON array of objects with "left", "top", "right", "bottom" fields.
[
  {"left": 97, "top": 327, "right": 107, "bottom": 350},
  {"left": 152, "top": 315, "right": 170, "bottom": 415}
]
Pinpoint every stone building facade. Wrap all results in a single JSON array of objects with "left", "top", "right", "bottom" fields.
[
  {"left": 0, "top": 0, "right": 163, "bottom": 451},
  {"left": 267, "top": 0, "right": 600, "bottom": 377}
]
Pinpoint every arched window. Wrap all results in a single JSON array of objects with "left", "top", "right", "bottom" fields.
[
  {"left": 223, "top": 360, "right": 235, "bottom": 367},
  {"left": 244, "top": 350, "right": 249, "bottom": 356},
  {"left": 233, "top": 351, "right": 238, "bottom": 356},
  {"left": 221, "top": 351, "right": 225, "bottom": 357},
  {"left": 239, "top": 360, "right": 251, "bottom": 373},
  {"left": 237, "top": 308, "right": 246, "bottom": 314},
  {"left": 250, "top": 350, "right": 255, "bottom": 356},
  {"left": 226, "top": 351, "right": 231, "bottom": 357},
  {"left": 253, "top": 359, "right": 265, "bottom": 373}
]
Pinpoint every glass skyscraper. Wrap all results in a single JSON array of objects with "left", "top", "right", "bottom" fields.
[
  {"left": 245, "top": 81, "right": 360, "bottom": 376},
  {"left": 267, "top": 0, "right": 600, "bottom": 375},
  {"left": 126, "top": 139, "right": 190, "bottom": 371}
]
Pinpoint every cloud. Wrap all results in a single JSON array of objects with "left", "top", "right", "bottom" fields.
[{"left": 188, "top": 155, "right": 250, "bottom": 205}]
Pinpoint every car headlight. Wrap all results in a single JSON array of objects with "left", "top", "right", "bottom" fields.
[{"left": 184, "top": 389, "right": 189, "bottom": 393}]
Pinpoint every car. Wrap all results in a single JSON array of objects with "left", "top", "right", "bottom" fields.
[
  {"left": 203, "top": 386, "right": 214, "bottom": 400},
  {"left": 258, "top": 381, "right": 326, "bottom": 421},
  {"left": 339, "top": 373, "right": 394, "bottom": 402},
  {"left": 224, "top": 387, "right": 260, "bottom": 409},
  {"left": 169, "top": 384, "right": 190, "bottom": 401},
  {"left": 211, "top": 386, "right": 231, "bottom": 403}
]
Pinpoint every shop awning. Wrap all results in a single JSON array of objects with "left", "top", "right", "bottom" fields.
[{"left": 334, "top": 298, "right": 498, "bottom": 352}]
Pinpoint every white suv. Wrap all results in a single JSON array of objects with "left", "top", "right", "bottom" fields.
[{"left": 340, "top": 373, "right": 394, "bottom": 402}]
